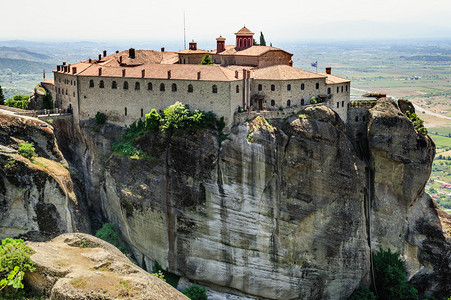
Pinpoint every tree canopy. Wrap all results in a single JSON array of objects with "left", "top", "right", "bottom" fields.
[
  {"left": 200, "top": 54, "right": 214, "bottom": 65},
  {"left": 259, "top": 32, "right": 266, "bottom": 46},
  {"left": 0, "top": 86, "right": 4, "bottom": 105}
]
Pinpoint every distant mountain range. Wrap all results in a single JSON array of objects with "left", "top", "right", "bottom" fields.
[{"left": 0, "top": 46, "right": 50, "bottom": 61}]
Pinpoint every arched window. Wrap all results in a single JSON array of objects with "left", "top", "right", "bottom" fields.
[
  {"left": 99, "top": 80, "right": 104, "bottom": 88},
  {"left": 355, "top": 116, "right": 359, "bottom": 122},
  {"left": 148, "top": 82, "right": 152, "bottom": 90},
  {"left": 337, "top": 86, "right": 339, "bottom": 93},
  {"left": 172, "top": 83, "right": 177, "bottom": 92},
  {"left": 271, "top": 100, "right": 275, "bottom": 106},
  {"left": 160, "top": 83, "right": 165, "bottom": 91},
  {"left": 271, "top": 84, "right": 275, "bottom": 91},
  {"left": 188, "top": 84, "right": 193, "bottom": 93},
  {"left": 58, "top": 88, "right": 60, "bottom": 94},
  {"left": 301, "top": 83, "right": 305, "bottom": 90},
  {"left": 89, "top": 80, "right": 94, "bottom": 87},
  {"left": 212, "top": 85, "right": 217, "bottom": 93},
  {"left": 141, "top": 109, "right": 144, "bottom": 118},
  {"left": 125, "top": 107, "right": 127, "bottom": 116},
  {"left": 287, "top": 100, "right": 291, "bottom": 107},
  {"left": 287, "top": 84, "right": 291, "bottom": 91},
  {"left": 236, "top": 85, "right": 239, "bottom": 93},
  {"left": 123, "top": 81, "right": 129, "bottom": 90},
  {"left": 258, "top": 84, "right": 262, "bottom": 91},
  {"left": 341, "top": 86, "right": 344, "bottom": 92},
  {"left": 135, "top": 82, "right": 140, "bottom": 90},
  {"left": 112, "top": 81, "right": 117, "bottom": 89},
  {"left": 327, "top": 87, "right": 331, "bottom": 94},
  {"left": 315, "top": 83, "right": 319, "bottom": 89},
  {"left": 363, "top": 116, "right": 366, "bottom": 121},
  {"left": 337, "top": 102, "right": 340, "bottom": 108},
  {"left": 65, "top": 90, "right": 68, "bottom": 95},
  {"left": 301, "top": 98, "right": 305, "bottom": 105}
]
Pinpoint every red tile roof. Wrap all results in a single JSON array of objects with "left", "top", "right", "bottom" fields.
[
  {"left": 318, "top": 72, "right": 351, "bottom": 84},
  {"left": 253, "top": 65, "right": 326, "bottom": 80},
  {"left": 235, "top": 27, "right": 254, "bottom": 35}
]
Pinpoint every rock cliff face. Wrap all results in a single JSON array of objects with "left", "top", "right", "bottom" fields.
[
  {"left": 0, "top": 111, "right": 78, "bottom": 240},
  {"left": 54, "top": 101, "right": 449, "bottom": 299}
]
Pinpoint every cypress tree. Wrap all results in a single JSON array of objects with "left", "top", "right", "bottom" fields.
[
  {"left": 0, "top": 85, "right": 4, "bottom": 105},
  {"left": 259, "top": 32, "right": 266, "bottom": 46},
  {"left": 200, "top": 54, "right": 214, "bottom": 65}
]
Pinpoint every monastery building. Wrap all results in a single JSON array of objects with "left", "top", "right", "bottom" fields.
[{"left": 49, "top": 26, "right": 351, "bottom": 127}]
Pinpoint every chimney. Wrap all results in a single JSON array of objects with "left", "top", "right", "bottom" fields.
[
  {"left": 247, "top": 70, "right": 251, "bottom": 78},
  {"left": 167, "top": 70, "right": 171, "bottom": 79},
  {"left": 89, "top": 58, "right": 92, "bottom": 63},
  {"left": 116, "top": 50, "right": 119, "bottom": 53},
  {"left": 289, "top": 60, "right": 293, "bottom": 67},
  {"left": 62, "top": 62, "right": 66, "bottom": 66},
  {"left": 235, "top": 70, "right": 239, "bottom": 79},
  {"left": 98, "top": 54, "right": 102, "bottom": 60},
  {"left": 216, "top": 36, "right": 226, "bottom": 53},
  {"left": 57, "top": 65, "right": 61, "bottom": 72},
  {"left": 72, "top": 67, "right": 77, "bottom": 74},
  {"left": 189, "top": 40, "right": 197, "bottom": 50},
  {"left": 103, "top": 50, "right": 107, "bottom": 57},
  {"left": 122, "top": 69, "right": 126, "bottom": 77},
  {"left": 242, "top": 69, "right": 247, "bottom": 79},
  {"left": 64, "top": 66, "right": 68, "bottom": 72},
  {"left": 141, "top": 69, "right": 145, "bottom": 78},
  {"left": 161, "top": 47, "right": 165, "bottom": 52},
  {"left": 98, "top": 67, "right": 102, "bottom": 76},
  {"left": 326, "top": 67, "right": 332, "bottom": 74},
  {"left": 129, "top": 48, "right": 135, "bottom": 59},
  {"left": 197, "top": 71, "right": 201, "bottom": 80}
]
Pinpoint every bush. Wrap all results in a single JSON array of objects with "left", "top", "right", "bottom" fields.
[
  {"left": 161, "top": 102, "right": 191, "bottom": 131},
  {"left": 152, "top": 261, "right": 180, "bottom": 288},
  {"left": 348, "top": 285, "right": 376, "bottom": 300},
  {"left": 373, "top": 248, "right": 418, "bottom": 300},
  {"left": 95, "top": 223, "right": 128, "bottom": 254},
  {"left": 95, "top": 112, "right": 108, "bottom": 125},
  {"left": 42, "top": 93, "right": 53, "bottom": 109},
  {"left": 0, "top": 239, "right": 35, "bottom": 296},
  {"left": 145, "top": 109, "right": 161, "bottom": 132},
  {"left": 112, "top": 120, "right": 147, "bottom": 159},
  {"left": 5, "top": 95, "right": 29, "bottom": 110},
  {"left": 405, "top": 111, "right": 428, "bottom": 136},
  {"left": 18, "top": 142, "right": 35, "bottom": 159},
  {"left": 310, "top": 97, "right": 317, "bottom": 104},
  {"left": 182, "top": 285, "right": 208, "bottom": 300}
]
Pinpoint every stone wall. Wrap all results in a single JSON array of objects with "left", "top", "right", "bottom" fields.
[
  {"left": 346, "top": 107, "right": 370, "bottom": 139},
  {"left": 258, "top": 51, "right": 291, "bottom": 68}
]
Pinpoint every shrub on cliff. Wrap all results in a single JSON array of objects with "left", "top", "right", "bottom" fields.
[
  {"left": 0, "top": 238, "right": 35, "bottom": 297},
  {"left": 95, "top": 223, "right": 128, "bottom": 254},
  {"left": 18, "top": 142, "right": 35, "bottom": 159},
  {"left": 348, "top": 285, "right": 375, "bottom": 300},
  {"left": 5, "top": 95, "right": 29, "bottom": 110},
  {"left": 95, "top": 111, "right": 107, "bottom": 125},
  {"left": 405, "top": 111, "right": 428, "bottom": 136},
  {"left": 145, "top": 109, "right": 161, "bottom": 132},
  {"left": 182, "top": 285, "right": 208, "bottom": 300},
  {"left": 373, "top": 248, "right": 418, "bottom": 300}
]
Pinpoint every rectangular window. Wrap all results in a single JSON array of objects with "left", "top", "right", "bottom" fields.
[
  {"left": 141, "top": 109, "right": 144, "bottom": 118},
  {"left": 342, "top": 101, "right": 344, "bottom": 107},
  {"left": 337, "top": 102, "right": 339, "bottom": 108}
]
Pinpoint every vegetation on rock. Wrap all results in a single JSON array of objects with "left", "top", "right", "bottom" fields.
[
  {"left": 152, "top": 261, "right": 179, "bottom": 288},
  {"left": 95, "top": 223, "right": 128, "bottom": 254},
  {"left": 5, "top": 95, "right": 28, "bottom": 110},
  {"left": 0, "top": 85, "right": 4, "bottom": 105},
  {"left": 373, "top": 248, "right": 418, "bottom": 300},
  {"left": 348, "top": 285, "right": 376, "bottom": 300},
  {"left": 182, "top": 285, "right": 208, "bottom": 300},
  {"left": 0, "top": 239, "right": 35, "bottom": 297},
  {"left": 95, "top": 111, "right": 108, "bottom": 125},
  {"left": 405, "top": 110, "right": 428, "bottom": 136},
  {"left": 18, "top": 141, "right": 35, "bottom": 159}
]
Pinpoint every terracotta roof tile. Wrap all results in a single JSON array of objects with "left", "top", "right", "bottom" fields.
[
  {"left": 318, "top": 72, "right": 351, "bottom": 84},
  {"left": 233, "top": 46, "right": 292, "bottom": 57},
  {"left": 177, "top": 49, "right": 210, "bottom": 54},
  {"left": 253, "top": 65, "right": 326, "bottom": 80},
  {"left": 235, "top": 27, "right": 254, "bottom": 35}
]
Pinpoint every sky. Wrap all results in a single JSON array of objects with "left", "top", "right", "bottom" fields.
[{"left": 1, "top": 0, "right": 450, "bottom": 45}]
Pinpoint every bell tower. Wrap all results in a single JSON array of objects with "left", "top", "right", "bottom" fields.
[{"left": 235, "top": 26, "right": 254, "bottom": 51}]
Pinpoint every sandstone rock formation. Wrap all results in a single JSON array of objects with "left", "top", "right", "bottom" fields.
[
  {"left": 26, "top": 233, "right": 188, "bottom": 300},
  {"left": 52, "top": 102, "right": 450, "bottom": 299},
  {"left": 0, "top": 111, "right": 77, "bottom": 240}
]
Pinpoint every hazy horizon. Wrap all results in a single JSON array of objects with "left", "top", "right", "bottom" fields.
[{"left": 1, "top": 0, "right": 450, "bottom": 45}]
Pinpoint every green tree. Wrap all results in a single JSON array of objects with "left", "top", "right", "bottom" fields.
[
  {"left": 200, "top": 54, "right": 214, "bottom": 65},
  {"left": 161, "top": 102, "right": 191, "bottom": 131},
  {"left": 373, "top": 248, "right": 418, "bottom": 300},
  {"left": 182, "top": 285, "right": 208, "bottom": 300},
  {"left": 0, "top": 239, "right": 35, "bottom": 296},
  {"left": 0, "top": 85, "right": 4, "bottom": 105},
  {"left": 253, "top": 38, "right": 258, "bottom": 46},
  {"left": 95, "top": 112, "right": 108, "bottom": 125},
  {"left": 145, "top": 109, "right": 161, "bottom": 131},
  {"left": 259, "top": 32, "right": 266, "bottom": 46},
  {"left": 42, "top": 93, "right": 53, "bottom": 109}
]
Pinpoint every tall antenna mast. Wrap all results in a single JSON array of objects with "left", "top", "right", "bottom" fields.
[{"left": 183, "top": 11, "right": 186, "bottom": 49}]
